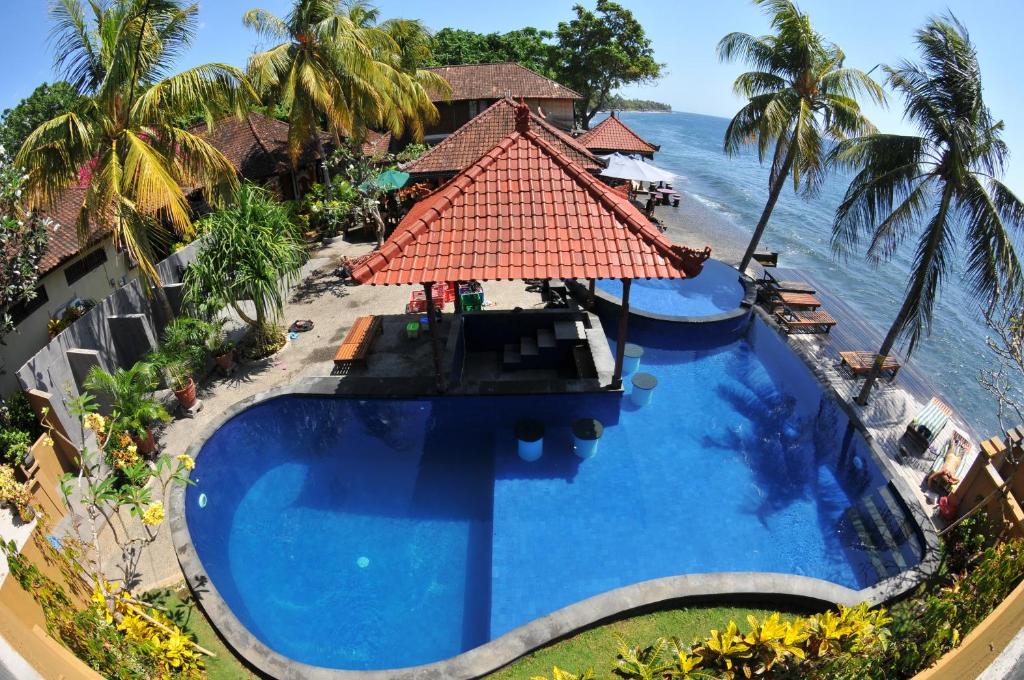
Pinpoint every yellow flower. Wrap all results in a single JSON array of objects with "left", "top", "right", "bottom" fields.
[
  {"left": 83, "top": 413, "right": 106, "bottom": 433},
  {"left": 176, "top": 454, "right": 195, "bottom": 470},
  {"left": 41, "top": 434, "right": 54, "bottom": 448},
  {"left": 142, "top": 502, "right": 165, "bottom": 526}
]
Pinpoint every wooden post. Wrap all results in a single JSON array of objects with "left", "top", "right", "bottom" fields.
[
  {"left": 453, "top": 281, "right": 462, "bottom": 314},
  {"left": 588, "top": 278, "right": 596, "bottom": 296},
  {"left": 611, "top": 278, "right": 632, "bottom": 390},
  {"left": 424, "top": 283, "right": 447, "bottom": 392}
]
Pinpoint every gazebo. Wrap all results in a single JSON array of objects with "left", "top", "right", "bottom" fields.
[
  {"left": 577, "top": 112, "right": 660, "bottom": 158},
  {"left": 352, "top": 105, "right": 709, "bottom": 390}
]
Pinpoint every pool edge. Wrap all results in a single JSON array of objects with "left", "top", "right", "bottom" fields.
[{"left": 169, "top": 377, "right": 940, "bottom": 680}]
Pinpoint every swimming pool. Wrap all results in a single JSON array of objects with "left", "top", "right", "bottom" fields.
[
  {"left": 179, "top": 317, "right": 929, "bottom": 674},
  {"left": 595, "top": 258, "right": 749, "bottom": 318}
]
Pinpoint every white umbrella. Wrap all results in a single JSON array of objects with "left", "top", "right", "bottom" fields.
[{"left": 599, "top": 153, "right": 676, "bottom": 183}]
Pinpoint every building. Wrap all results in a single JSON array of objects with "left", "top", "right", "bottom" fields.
[
  {"left": 194, "top": 112, "right": 392, "bottom": 199},
  {"left": 402, "top": 97, "right": 602, "bottom": 181},
  {"left": 0, "top": 188, "right": 134, "bottom": 393},
  {"left": 425, "top": 63, "right": 581, "bottom": 140},
  {"left": 576, "top": 112, "right": 660, "bottom": 158}
]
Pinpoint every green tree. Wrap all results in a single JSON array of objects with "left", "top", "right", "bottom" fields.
[
  {"left": 0, "top": 82, "right": 83, "bottom": 157},
  {"left": 831, "top": 16, "right": 1024, "bottom": 405},
  {"left": 244, "top": 0, "right": 444, "bottom": 184},
  {"left": 16, "top": 0, "right": 254, "bottom": 298},
  {"left": 719, "top": 0, "right": 883, "bottom": 273},
  {"left": 184, "top": 183, "right": 308, "bottom": 355},
  {"left": 429, "top": 27, "right": 556, "bottom": 77},
  {"left": 0, "top": 148, "right": 49, "bottom": 341},
  {"left": 551, "top": 1, "right": 662, "bottom": 129}
]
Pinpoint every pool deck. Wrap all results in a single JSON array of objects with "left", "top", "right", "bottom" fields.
[{"left": 654, "top": 199, "right": 978, "bottom": 518}]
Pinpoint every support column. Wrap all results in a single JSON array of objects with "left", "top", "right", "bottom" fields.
[
  {"left": 588, "top": 278, "right": 596, "bottom": 296},
  {"left": 453, "top": 281, "right": 463, "bottom": 314},
  {"left": 611, "top": 278, "right": 632, "bottom": 390},
  {"left": 424, "top": 282, "right": 447, "bottom": 392}
]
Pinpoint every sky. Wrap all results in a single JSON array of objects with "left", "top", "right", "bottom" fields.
[{"left": 2, "top": 0, "right": 1023, "bottom": 191}]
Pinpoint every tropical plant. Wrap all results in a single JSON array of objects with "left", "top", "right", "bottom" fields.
[
  {"left": 530, "top": 667, "right": 595, "bottom": 680},
  {"left": 184, "top": 183, "right": 307, "bottom": 357},
  {"left": 303, "top": 175, "right": 360, "bottom": 236},
  {"left": 0, "top": 81, "right": 82, "bottom": 156},
  {"left": 150, "top": 317, "right": 217, "bottom": 390},
  {"left": 614, "top": 636, "right": 673, "bottom": 679},
  {"left": 84, "top": 362, "right": 170, "bottom": 439},
  {"left": 15, "top": 0, "right": 255, "bottom": 309},
  {"left": 831, "top": 15, "right": 1024, "bottom": 405},
  {"left": 243, "top": 0, "right": 446, "bottom": 183},
  {"left": 0, "top": 464, "right": 34, "bottom": 521},
  {"left": 429, "top": 26, "right": 557, "bottom": 77},
  {"left": 551, "top": 0, "right": 663, "bottom": 129},
  {"left": 718, "top": 0, "right": 884, "bottom": 273},
  {"left": 0, "top": 145, "right": 50, "bottom": 340}
]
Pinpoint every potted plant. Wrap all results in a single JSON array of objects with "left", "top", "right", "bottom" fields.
[
  {"left": 152, "top": 317, "right": 216, "bottom": 410},
  {"left": 204, "top": 321, "right": 235, "bottom": 373},
  {"left": 84, "top": 362, "right": 170, "bottom": 456},
  {"left": 0, "top": 464, "right": 35, "bottom": 523}
]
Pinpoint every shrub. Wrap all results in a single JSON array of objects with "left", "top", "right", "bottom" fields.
[{"left": 0, "top": 428, "right": 32, "bottom": 466}]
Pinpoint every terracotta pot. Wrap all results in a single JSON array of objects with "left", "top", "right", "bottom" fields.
[
  {"left": 215, "top": 350, "right": 235, "bottom": 372},
  {"left": 134, "top": 429, "right": 157, "bottom": 456},
  {"left": 173, "top": 377, "right": 197, "bottom": 410},
  {"left": 17, "top": 504, "right": 36, "bottom": 524}
]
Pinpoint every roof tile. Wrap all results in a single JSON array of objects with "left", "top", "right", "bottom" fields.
[{"left": 577, "top": 114, "right": 660, "bottom": 155}]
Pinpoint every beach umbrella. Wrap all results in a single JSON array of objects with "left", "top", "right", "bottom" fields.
[
  {"left": 599, "top": 153, "right": 675, "bottom": 183},
  {"left": 359, "top": 169, "right": 410, "bottom": 193}
]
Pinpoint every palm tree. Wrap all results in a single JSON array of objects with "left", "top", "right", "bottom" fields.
[
  {"left": 16, "top": 0, "right": 255, "bottom": 300},
  {"left": 832, "top": 15, "right": 1024, "bottom": 406},
  {"left": 184, "top": 183, "right": 307, "bottom": 355},
  {"left": 243, "top": 0, "right": 445, "bottom": 183},
  {"left": 718, "top": 0, "right": 884, "bottom": 272}
]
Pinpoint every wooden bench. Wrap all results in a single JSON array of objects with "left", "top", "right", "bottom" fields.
[
  {"left": 775, "top": 309, "right": 837, "bottom": 334},
  {"left": 333, "top": 315, "right": 383, "bottom": 370},
  {"left": 838, "top": 351, "right": 902, "bottom": 381},
  {"left": 764, "top": 290, "right": 822, "bottom": 311}
]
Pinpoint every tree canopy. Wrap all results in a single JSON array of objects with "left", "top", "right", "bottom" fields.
[
  {"left": 429, "top": 27, "right": 556, "bottom": 77},
  {"left": 0, "top": 82, "right": 83, "bottom": 158},
  {"left": 551, "top": 0, "right": 663, "bottom": 129},
  {"left": 0, "top": 149, "right": 49, "bottom": 340}
]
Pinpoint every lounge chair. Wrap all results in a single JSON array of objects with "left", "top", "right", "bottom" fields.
[
  {"left": 774, "top": 308, "right": 836, "bottom": 334},
  {"left": 752, "top": 252, "right": 778, "bottom": 267},
  {"left": 333, "top": 315, "right": 383, "bottom": 373},
  {"left": 926, "top": 430, "right": 972, "bottom": 492},
  {"left": 838, "top": 351, "right": 902, "bottom": 382},
  {"left": 760, "top": 271, "right": 815, "bottom": 294},
  {"left": 764, "top": 290, "right": 822, "bottom": 311},
  {"left": 899, "top": 397, "right": 952, "bottom": 457}
]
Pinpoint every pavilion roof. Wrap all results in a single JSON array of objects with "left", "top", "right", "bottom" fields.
[
  {"left": 577, "top": 114, "right": 660, "bottom": 155},
  {"left": 351, "top": 105, "right": 709, "bottom": 285},
  {"left": 402, "top": 97, "right": 601, "bottom": 177}
]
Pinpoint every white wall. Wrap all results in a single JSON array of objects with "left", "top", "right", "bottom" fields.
[{"left": 0, "top": 239, "right": 134, "bottom": 394}]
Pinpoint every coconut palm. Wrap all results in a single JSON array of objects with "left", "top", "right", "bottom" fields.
[
  {"left": 718, "top": 0, "right": 884, "bottom": 272},
  {"left": 16, "top": 0, "right": 255, "bottom": 294},
  {"left": 243, "top": 0, "right": 446, "bottom": 182},
  {"left": 832, "top": 15, "right": 1024, "bottom": 405},
  {"left": 184, "top": 183, "right": 307, "bottom": 356}
]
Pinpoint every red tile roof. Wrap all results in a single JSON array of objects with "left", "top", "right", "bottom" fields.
[
  {"left": 427, "top": 63, "right": 581, "bottom": 102},
  {"left": 352, "top": 105, "right": 710, "bottom": 285},
  {"left": 577, "top": 114, "right": 659, "bottom": 155},
  {"left": 192, "top": 113, "right": 391, "bottom": 179},
  {"left": 35, "top": 187, "right": 110, "bottom": 276},
  {"left": 402, "top": 98, "right": 600, "bottom": 176}
]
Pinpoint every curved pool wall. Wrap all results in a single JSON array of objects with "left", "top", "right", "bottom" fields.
[{"left": 171, "top": 325, "right": 938, "bottom": 680}]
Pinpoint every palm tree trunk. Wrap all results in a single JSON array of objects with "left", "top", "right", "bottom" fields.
[
  {"left": 738, "top": 135, "right": 798, "bottom": 273},
  {"left": 313, "top": 132, "right": 331, "bottom": 185},
  {"left": 856, "top": 186, "right": 954, "bottom": 405}
]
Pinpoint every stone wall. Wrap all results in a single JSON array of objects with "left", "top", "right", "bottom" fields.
[{"left": 15, "top": 241, "right": 202, "bottom": 446}]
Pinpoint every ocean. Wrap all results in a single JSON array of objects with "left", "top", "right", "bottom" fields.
[{"left": 603, "top": 110, "right": 1012, "bottom": 437}]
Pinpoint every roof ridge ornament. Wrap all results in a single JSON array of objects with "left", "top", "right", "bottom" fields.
[{"left": 514, "top": 101, "right": 531, "bottom": 133}]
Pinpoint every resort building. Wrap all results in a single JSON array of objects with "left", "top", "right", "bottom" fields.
[
  {"left": 577, "top": 111, "right": 661, "bottom": 158},
  {"left": 0, "top": 188, "right": 134, "bottom": 394},
  {"left": 194, "top": 112, "right": 392, "bottom": 199},
  {"left": 424, "top": 62, "right": 581, "bottom": 139},
  {"left": 401, "top": 97, "right": 602, "bottom": 181}
]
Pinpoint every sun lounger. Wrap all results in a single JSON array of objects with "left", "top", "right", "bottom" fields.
[
  {"left": 333, "top": 315, "right": 383, "bottom": 371},
  {"left": 838, "top": 351, "right": 902, "bottom": 381},
  {"left": 899, "top": 397, "right": 953, "bottom": 457},
  {"left": 764, "top": 290, "right": 822, "bottom": 311},
  {"left": 752, "top": 252, "right": 778, "bottom": 267},
  {"left": 760, "top": 271, "right": 815, "bottom": 294},
  {"left": 774, "top": 309, "right": 836, "bottom": 334}
]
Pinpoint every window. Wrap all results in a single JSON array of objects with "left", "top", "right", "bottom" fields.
[
  {"left": 5, "top": 285, "right": 49, "bottom": 326},
  {"left": 64, "top": 247, "right": 108, "bottom": 285}
]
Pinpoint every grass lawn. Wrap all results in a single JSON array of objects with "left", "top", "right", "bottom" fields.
[
  {"left": 485, "top": 605, "right": 807, "bottom": 679},
  {"left": 143, "top": 584, "right": 257, "bottom": 680}
]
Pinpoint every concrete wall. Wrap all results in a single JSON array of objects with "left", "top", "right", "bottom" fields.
[
  {"left": 14, "top": 240, "right": 202, "bottom": 446},
  {"left": 1, "top": 238, "right": 134, "bottom": 394}
]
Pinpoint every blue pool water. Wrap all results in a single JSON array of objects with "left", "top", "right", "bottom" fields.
[
  {"left": 596, "top": 258, "right": 746, "bottom": 317},
  {"left": 186, "top": 318, "right": 923, "bottom": 671}
]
